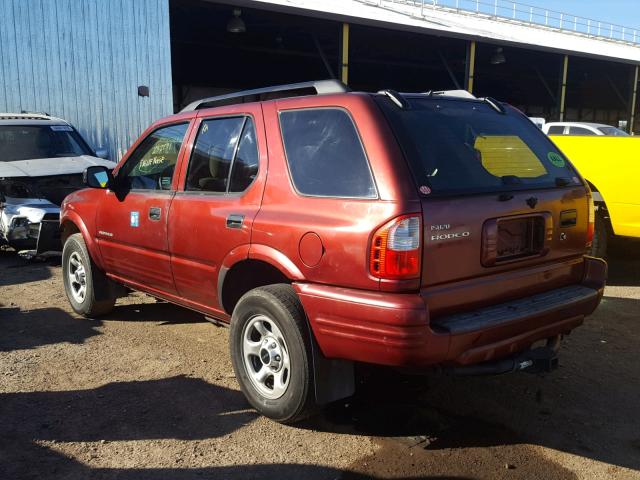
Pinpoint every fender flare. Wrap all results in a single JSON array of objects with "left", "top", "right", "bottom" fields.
[
  {"left": 60, "top": 211, "right": 105, "bottom": 270},
  {"left": 216, "top": 244, "right": 305, "bottom": 310},
  {"left": 247, "top": 244, "right": 305, "bottom": 281},
  {"left": 217, "top": 244, "right": 251, "bottom": 305}
]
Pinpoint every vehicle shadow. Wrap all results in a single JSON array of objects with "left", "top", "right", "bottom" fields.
[
  {"left": 0, "top": 375, "right": 257, "bottom": 444},
  {"left": 606, "top": 239, "right": 640, "bottom": 287},
  {"left": 0, "top": 306, "right": 101, "bottom": 352},
  {"left": 0, "top": 374, "right": 470, "bottom": 480},
  {"left": 306, "top": 295, "right": 640, "bottom": 473},
  {"left": 2, "top": 441, "right": 470, "bottom": 480},
  {"left": 104, "top": 301, "right": 208, "bottom": 325},
  {"left": 0, "top": 248, "right": 54, "bottom": 286}
]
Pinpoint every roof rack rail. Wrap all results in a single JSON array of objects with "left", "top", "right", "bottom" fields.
[
  {"left": 180, "top": 79, "right": 350, "bottom": 112},
  {"left": 0, "top": 112, "right": 55, "bottom": 121},
  {"left": 430, "top": 90, "right": 477, "bottom": 99},
  {"left": 378, "top": 89, "right": 410, "bottom": 109}
]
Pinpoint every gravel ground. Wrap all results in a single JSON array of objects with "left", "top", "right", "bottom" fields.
[{"left": 0, "top": 243, "right": 639, "bottom": 480}]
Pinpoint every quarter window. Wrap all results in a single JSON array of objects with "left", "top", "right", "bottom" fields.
[
  {"left": 119, "top": 123, "right": 189, "bottom": 191},
  {"left": 279, "top": 108, "right": 376, "bottom": 198},
  {"left": 546, "top": 126, "right": 565, "bottom": 135},
  {"left": 186, "top": 117, "right": 259, "bottom": 193}
]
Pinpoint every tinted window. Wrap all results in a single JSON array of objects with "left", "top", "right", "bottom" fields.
[
  {"left": 547, "top": 126, "right": 565, "bottom": 135},
  {"left": 377, "top": 97, "right": 579, "bottom": 195},
  {"left": 119, "top": 123, "right": 188, "bottom": 191},
  {"left": 0, "top": 125, "right": 92, "bottom": 161},
  {"left": 186, "top": 117, "right": 245, "bottom": 193},
  {"left": 598, "top": 126, "right": 629, "bottom": 136},
  {"left": 229, "top": 120, "right": 259, "bottom": 192},
  {"left": 279, "top": 109, "right": 376, "bottom": 198},
  {"left": 569, "top": 126, "right": 596, "bottom": 136}
]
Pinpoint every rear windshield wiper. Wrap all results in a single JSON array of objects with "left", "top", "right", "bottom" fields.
[{"left": 555, "top": 177, "right": 571, "bottom": 187}]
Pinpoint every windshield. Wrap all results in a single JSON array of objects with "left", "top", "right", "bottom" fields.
[
  {"left": 597, "top": 126, "right": 629, "bottom": 137},
  {"left": 0, "top": 125, "right": 93, "bottom": 161},
  {"left": 377, "top": 96, "right": 580, "bottom": 195}
]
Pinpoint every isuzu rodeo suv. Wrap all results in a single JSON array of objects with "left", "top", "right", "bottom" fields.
[{"left": 60, "top": 81, "right": 606, "bottom": 423}]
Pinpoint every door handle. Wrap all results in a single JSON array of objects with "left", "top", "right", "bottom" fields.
[
  {"left": 226, "top": 214, "right": 245, "bottom": 229},
  {"left": 149, "top": 207, "right": 162, "bottom": 221}
]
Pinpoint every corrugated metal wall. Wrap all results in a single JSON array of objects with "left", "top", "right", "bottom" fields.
[{"left": 0, "top": 0, "right": 173, "bottom": 160}]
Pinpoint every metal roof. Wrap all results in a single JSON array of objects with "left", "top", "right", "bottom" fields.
[{"left": 244, "top": 0, "right": 640, "bottom": 63}]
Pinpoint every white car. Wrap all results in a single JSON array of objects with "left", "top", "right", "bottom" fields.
[
  {"left": 542, "top": 122, "right": 629, "bottom": 137},
  {"left": 0, "top": 113, "right": 115, "bottom": 254}
]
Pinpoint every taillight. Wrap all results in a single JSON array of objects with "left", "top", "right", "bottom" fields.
[
  {"left": 370, "top": 214, "right": 421, "bottom": 279},
  {"left": 586, "top": 192, "right": 595, "bottom": 248}
]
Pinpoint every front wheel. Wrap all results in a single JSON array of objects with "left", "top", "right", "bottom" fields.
[
  {"left": 62, "top": 233, "right": 116, "bottom": 317},
  {"left": 229, "top": 284, "right": 317, "bottom": 424}
]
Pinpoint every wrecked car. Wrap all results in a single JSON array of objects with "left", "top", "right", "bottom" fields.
[{"left": 0, "top": 113, "right": 115, "bottom": 255}]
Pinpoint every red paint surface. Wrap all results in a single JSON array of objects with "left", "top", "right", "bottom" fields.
[{"left": 61, "top": 92, "right": 606, "bottom": 369}]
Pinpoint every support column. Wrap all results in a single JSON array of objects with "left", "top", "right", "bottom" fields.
[
  {"left": 465, "top": 41, "right": 476, "bottom": 94},
  {"left": 629, "top": 65, "right": 639, "bottom": 134},
  {"left": 559, "top": 54, "right": 569, "bottom": 121},
  {"left": 341, "top": 23, "right": 350, "bottom": 85}
]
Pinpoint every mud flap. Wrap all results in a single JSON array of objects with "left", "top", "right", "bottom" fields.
[{"left": 309, "top": 333, "right": 355, "bottom": 405}]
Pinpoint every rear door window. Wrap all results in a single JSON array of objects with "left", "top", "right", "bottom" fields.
[
  {"left": 377, "top": 97, "right": 580, "bottom": 196},
  {"left": 279, "top": 108, "right": 376, "bottom": 198},
  {"left": 186, "top": 116, "right": 259, "bottom": 194}
]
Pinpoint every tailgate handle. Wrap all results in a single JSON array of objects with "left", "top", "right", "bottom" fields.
[{"left": 560, "top": 210, "right": 577, "bottom": 228}]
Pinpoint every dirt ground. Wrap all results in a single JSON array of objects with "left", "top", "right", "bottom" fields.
[{"left": 1, "top": 243, "right": 639, "bottom": 480}]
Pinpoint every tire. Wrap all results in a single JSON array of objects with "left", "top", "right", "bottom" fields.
[
  {"left": 590, "top": 208, "right": 609, "bottom": 258},
  {"left": 62, "top": 233, "right": 116, "bottom": 317},
  {"left": 229, "top": 284, "right": 316, "bottom": 424}
]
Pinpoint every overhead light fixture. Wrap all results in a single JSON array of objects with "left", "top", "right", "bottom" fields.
[
  {"left": 491, "top": 47, "right": 506, "bottom": 65},
  {"left": 227, "top": 8, "right": 246, "bottom": 34}
]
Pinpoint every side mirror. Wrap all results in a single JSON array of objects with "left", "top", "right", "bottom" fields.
[
  {"left": 84, "top": 166, "right": 113, "bottom": 189},
  {"left": 94, "top": 147, "right": 110, "bottom": 160}
]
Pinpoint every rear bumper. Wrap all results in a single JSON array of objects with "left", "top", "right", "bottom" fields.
[{"left": 295, "top": 256, "right": 606, "bottom": 368}]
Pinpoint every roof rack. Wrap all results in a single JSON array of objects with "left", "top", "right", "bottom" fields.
[
  {"left": 0, "top": 112, "right": 54, "bottom": 121},
  {"left": 430, "top": 90, "right": 477, "bottom": 100},
  {"left": 180, "top": 80, "right": 350, "bottom": 112}
]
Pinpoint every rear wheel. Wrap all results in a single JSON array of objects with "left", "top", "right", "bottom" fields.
[
  {"left": 62, "top": 233, "right": 116, "bottom": 317},
  {"left": 229, "top": 284, "right": 316, "bottom": 423},
  {"left": 590, "top": 208, "right": 609, "bottom": 258}
]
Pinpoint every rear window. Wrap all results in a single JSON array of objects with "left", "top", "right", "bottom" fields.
[
  {"left": 598, "top": 126, "right": 629, "bottom": 136},
  {"left": 279, "top": 108, "right": 376, "bottom": 198},
  {"left": 377, "top": 97, "right": 580, "bottom": 195}
]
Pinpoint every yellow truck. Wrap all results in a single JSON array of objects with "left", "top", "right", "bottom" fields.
[{"left": 549, "top": 135, "right": 640, "bottom": 257}]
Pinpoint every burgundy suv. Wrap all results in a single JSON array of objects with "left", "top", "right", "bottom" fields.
[{"left": 60, "top": 81, "right": 606, "bottom": 423}]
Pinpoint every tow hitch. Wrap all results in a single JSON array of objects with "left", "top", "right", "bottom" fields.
[{"left": 446, "top": 337, "right": 561, "bottom": 376}]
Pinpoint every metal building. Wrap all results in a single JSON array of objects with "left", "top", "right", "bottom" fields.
[
  {"left": 0, "top": 0, "right": 173, "bottom": 159},
  {"left": 2, "top": 0, "right": 640, "bottom": 159}
]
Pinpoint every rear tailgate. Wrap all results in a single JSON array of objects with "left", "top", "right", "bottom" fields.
[
  {"left": 374, "top": 94, "right": 591, "bottom": 318},
  {"left": 420, "top": 187, "right": 589, "bottom": 317}
]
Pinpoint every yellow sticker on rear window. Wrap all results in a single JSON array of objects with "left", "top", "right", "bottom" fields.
[{"left": 474, "top": 135, "right": 547, "bottom": 178}]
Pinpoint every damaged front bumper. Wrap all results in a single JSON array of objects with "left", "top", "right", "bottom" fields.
[{"left": 0, "top": 198, "right": 61, "bottom": 254}]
